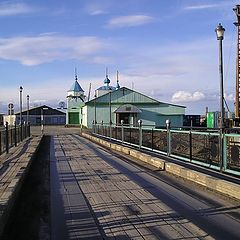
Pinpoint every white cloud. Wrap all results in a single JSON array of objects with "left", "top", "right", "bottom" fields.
[
  {"left": 85, "top": 3, "right": 107, "bottom": 15},
  {"left": 0, "top": 34, "right": 106, "bottom": 66},
  {"left": 90, "top": 9, "right": 106, "bottom": 15},
  {"left": 183, "top": 2, "right": 233, "bottom": 11},
  {"left": 107, "top": 15, "right": 154, "bottom": 28},
  {"left": 171, "top": 91, "right": 205, "bottom": 103},
  {"left": 0, "top": 2, "right": 34, "bottom": 16},
  {"left": 184, "top": 4, "right": 218, "bottom": 10}
]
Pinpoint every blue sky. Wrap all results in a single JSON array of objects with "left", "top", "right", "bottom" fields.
[{"left": 0, "top": 0, "right": 239, "bottom": 114}]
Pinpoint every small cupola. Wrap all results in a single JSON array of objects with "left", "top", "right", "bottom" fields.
[{"left": 67, "top": 69, "right": 85, "bottom": 101}]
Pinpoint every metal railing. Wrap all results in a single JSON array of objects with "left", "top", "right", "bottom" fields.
[
  {"left": 92, "top": 123, "right": 240, "bottom": 177},
  {"left": 0, "top": 122, "right": 31, "bottom": 155}
]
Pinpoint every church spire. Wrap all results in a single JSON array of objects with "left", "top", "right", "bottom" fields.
[
  {"left": 116, "top": 70, "right": 120, "bottom": 90},
  {"left": 104, "top": 67, "right": 110, "bottom": 86},
  {"left": 106, "top": 67, "right": 108, "bottom": 78},
  {"left": 75, "top": 67, "right": 78, "bottom": 81}
]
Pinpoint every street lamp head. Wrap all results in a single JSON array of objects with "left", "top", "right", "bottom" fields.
[
  {"left": 233, "top": 5, "right": 240, "bottom": 16},
  {"left": 166, "top": 119, "right": 171, "bottom": 129},
  {"left": 138, "top": 119, "right": 142, "bottom": 127},
  {"left": 215, "top": 23, "right": 225, "bottom": 40},
  {"left": 233, "top": 5, "right": 240, "bottom": 25}
]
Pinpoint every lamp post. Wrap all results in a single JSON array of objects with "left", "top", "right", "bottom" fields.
[
  {"left": 41, "top": 107, "right": 48, "bottom": 134},
  {"left": 19, "top": 86, "right": 23, "bottom": 141},
  {"left": 19, "top": 86, "right": 23, "bottom": 125},
  {"left": 166, "top": 119, "right": 171, "bottom": 156},
  {"left": 138, "top": 119, "right": 142, "bottom": 149},
  {"left": 94, "top": 93, "right": 97, "bottom": 124},
  {"left": 109, "top": 91, "right": 112, "bottom": 125},
  {"left": 215, "top": 23, "right": 225, "bottom": 170},
  {"left": 109, "top": 91, "right": 112, "bottom": 139},
  {"left": 27, "top": 95, "right": 30, "bottom": 124}
]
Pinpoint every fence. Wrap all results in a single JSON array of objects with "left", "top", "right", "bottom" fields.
[
  {"left": 92, "top": 123, "right": 240, "bottom": 177},
  {"left": 0, "top": 122, "right": 31, "bottom": 155}
]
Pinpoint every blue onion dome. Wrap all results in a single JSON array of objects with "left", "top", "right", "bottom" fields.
[{"left": 104, "top": 75, "right": 111, "bottom": 85}]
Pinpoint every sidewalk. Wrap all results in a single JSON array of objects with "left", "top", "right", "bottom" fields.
[{"left": 0, "top": 136, "right": 42, "bottom": 236}]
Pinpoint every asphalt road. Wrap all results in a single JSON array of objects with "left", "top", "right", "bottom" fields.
[{"left": 50, "top": 134, "right": 240, "bottom": 240}]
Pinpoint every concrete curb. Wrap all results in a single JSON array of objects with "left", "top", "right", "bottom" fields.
[
  {"left": 0, "top": 136, "right": 43, "bottom": 237},
  {"left": 82, "top": 133, "right": 240, "bottom": 200}
]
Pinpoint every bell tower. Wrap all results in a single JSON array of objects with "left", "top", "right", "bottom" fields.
[{"left": 67, "top": 69, "right": 85, "bottom": 125}]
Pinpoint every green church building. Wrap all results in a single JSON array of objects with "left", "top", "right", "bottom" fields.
[{"left": 67, "top": 73, "right": 185, "bottom": 128}]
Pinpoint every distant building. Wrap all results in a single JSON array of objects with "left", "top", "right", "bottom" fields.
[
  {"left": 3, "top": 105, "right": 66, "bottom": 126},
  {"left": 83, "top": 87, "right": 185, "bottom": 128},
  {"left": 66, "top": 72, "right": 185, "bottom": 128},
  {"left": 207, "top": 111, "right": 234, "bottom": 128},
  {"left": 183, "top": 115, "right": 201, "bottom": 127}
]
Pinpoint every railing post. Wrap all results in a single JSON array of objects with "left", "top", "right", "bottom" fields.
[
  {"left": 138, "top": 119, "right": 142, "bottom": 149},
  {"left": 20, "top": 122, "right": 23, "bottom": 141},
  {"left": 24, "top": 122, "right": 27, "bottom": 139},
  {"left": 0, "top": 131, "right": 2, "bottom": 155},
  {"left": 222, "top": 132, "right": 227, "bottom": 171},
  {"left": 28, "top": 122, "right": 31, "bottom": 137},
  {"left": 92, "top": 120, "right": 95, "bottom": 134},
  {"left": 219, "top": 128, "right": 224, "bottom": 171},
  {"left": 101, "top": 120, "right": 103, "bottom": 136},
  {"left": 10, "top": 128, "right": 13, "bottom": 147},
  {"left": 151, "top": 128, "right": 154, "bottom": 150},
  {"left": 14, "top": 121, "right": 17, "bottom": 147},
  {"left": 166, "top": 119, "right": 171, "bottom": 156},
  {"left": 109, "top": 122, "right": 112, "bottom": 140},
  {"left": 121, "top": 120, "right": 124, "bottom": 144},
  {"left": 6, "top": 122, "right": 9, "bottom": 154},
  {"left": 129, "top": 127, "right": 132, "bottom": 145},
  {"left": 189, "top": 130, "right": 192, "bottom": 161}
]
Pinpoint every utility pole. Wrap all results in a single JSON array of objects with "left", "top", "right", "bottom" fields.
[{"left": 233, "top": 5, "right": 240, "bottom": 122}]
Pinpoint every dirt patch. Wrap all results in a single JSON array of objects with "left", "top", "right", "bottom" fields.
[{"left": 1, "top": 136, "right": 51, "bottom": 240}]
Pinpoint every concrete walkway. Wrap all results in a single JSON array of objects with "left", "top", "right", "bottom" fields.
[{"left": 50, "top": 134, "right": 240, "bottom": 240}]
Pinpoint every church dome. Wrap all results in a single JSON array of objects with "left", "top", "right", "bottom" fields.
[
  {"left": 104, "top": 76, "right": 110, "bottom": 85},
  {"left": 69, "top": 80, "right": 84, "bottom": 92}
]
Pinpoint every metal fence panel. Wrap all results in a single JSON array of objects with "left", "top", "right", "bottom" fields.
[
  {"left": 171, "top": 131, "right": 190, "bottom": 158},
  {"left": 192, "top": 133, "right": 220, "bottom": 166},
  {"left": 152, "top": 130, "right": 167, "bottom": 152},
  {"left": 0, "top": 124, "right": 30, "bottom": 156},
  {"left": 142, "top": 129, "right": 153, "bottom": 149},
  {"left": 226, "top": 135, "right": 240, "bottom": 171},
  {"left": 128, "top": 128, "right": 139, "bottom": 145},
  {"left": 92, "top": 124, "right": 240, "bottom": 176}
]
